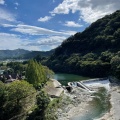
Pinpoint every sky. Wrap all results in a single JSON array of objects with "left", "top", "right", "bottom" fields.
[{"left": 0, "top": 0, "right": 120, "bottom": 51}]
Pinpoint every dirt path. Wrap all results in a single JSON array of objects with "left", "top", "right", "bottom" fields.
[{"left": 44, "top": 79, "right": 64, "bottom": 97}]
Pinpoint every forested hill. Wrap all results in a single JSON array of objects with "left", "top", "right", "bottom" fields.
[
  {"left": 0, "top": 49, "right": 54, "bottom": 59},
  {"left": 54, "top": 10, "right": 120, "bottom": 55},
  {"left": 20, "top": 49, "right": 54, "bottom": 59},
  {"left": 0, "top": 49, "right": 29, "bottom": 59},
  {"left": 45, "top": 10, "right": 120, "bottom": 79}
]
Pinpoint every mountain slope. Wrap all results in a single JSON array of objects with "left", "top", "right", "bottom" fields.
[
  {"left": 0, "top": 49, "right": 29, "bottom": 59},
  {"left": 54, "top": 10, "right": 120, "bottom": 56},
  {"left": 0, "top": 49, "right": 54, "bottom": 59},
  {"left": 46, "top": 10, "right": 120, "bottom": 79},
  {"left": 20, "top": 49, "right": 54, "bottom": 59}
]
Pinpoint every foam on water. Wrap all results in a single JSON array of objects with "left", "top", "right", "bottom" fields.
[{"left": 84, "top": 79, "right": 110, "bottom": 91}]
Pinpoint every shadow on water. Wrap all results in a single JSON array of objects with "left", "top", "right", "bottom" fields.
[
  {"left": 54, "top": 73, "right": 90, "bottom": 86},
  {"left": 71, "top": 87, "right": 111, "bottom": 120}
]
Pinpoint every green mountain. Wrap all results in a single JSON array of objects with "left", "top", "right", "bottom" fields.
[
  {"left": 45, "top": 10, "right": 120, "bottom": 79},
  {"left": 20, "top": 49, "right": 54, "bottom": 59},
  {"left": 0, "top": 49, "right": 54, "bottom": 60},
  {"left": 0, "top": 49, "right": 29, "bottom": 59}
]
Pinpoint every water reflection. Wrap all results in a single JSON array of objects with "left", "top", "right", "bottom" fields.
[{"left": 54, "top": 73, "right": 90, "bottom": 85}]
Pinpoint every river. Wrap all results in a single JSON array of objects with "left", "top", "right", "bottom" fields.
[
  {"left": 54, "top": 73, "right": 90, "bottom": 86},
  {"left": 54, "top": 73, "right": 110, "bottom": 120},
  {"left": 71, "top": 87, "right": 110, "bottom": 120}
]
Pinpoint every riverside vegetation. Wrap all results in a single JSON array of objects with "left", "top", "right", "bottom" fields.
[
  {"left": 44, "top": 10, "right": 120, "bottom": 81},
  {"left": 0, "top": 10, "right": 120, "bottom": 120},
  {"left": 0, "top": 60, "right": 57, "bottom": 120}
]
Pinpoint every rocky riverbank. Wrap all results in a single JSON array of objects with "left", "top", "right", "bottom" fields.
[
  {"left": 97, "top": 85, "right": 120, "bottom": 120},
  {"left": 56, "top": 81, "right": 111, "bottom": 120},
  {"left": 56, "top": 87, "right": 95, "bottom": 120}
]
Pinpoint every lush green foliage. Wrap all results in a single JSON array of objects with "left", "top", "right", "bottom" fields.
[
  {"left": 6, "top": 62, "right": 27, "bottom": 74},
  {"left": 0, "top": 81, "right": 36, "bottom": 120},
  {"left": 0, "top": 49, "right": 54, "bottom": 60},
  {"left": 0, "top": 60, "right": 55, "bottom": 120},
  {"left": 26, "top": 60, "right": 47, "bottom": 88},
  {"left": 45, "top": 10, "right": 120, "bottom": 79},
  {"left": 27, "top": 91, "right": 50, "bottom": 120},
  {"left": 21, "top": 50, "right": 54, "bottom": 59}
]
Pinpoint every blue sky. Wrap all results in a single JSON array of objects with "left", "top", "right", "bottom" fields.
[{"left": 0, "top": 0, "right": 120, "bottom": 51}]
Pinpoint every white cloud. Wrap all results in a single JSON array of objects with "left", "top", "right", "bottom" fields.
[
  {"left": 0, "top": 32, "right": 68, "bottom": 51},
  {"left": 0, "top": 33, "right": 23, "bottom": 50},
  {"left": 64, "top": 21, "right": 83, "bottom": 27},
  {"left": 38, "top": 16, "right": 52, "bottom": 22},
  {"left": 11, "top": 24, "right": 61, "bottom": 35},
  {"left": 51, "top": 0, "right": 120, "bottom": 23},
  {"left": 0, "top": 32, "right": 42, "bottom": 51},
  {"left": 14, "top": 2, "right": 19, "bottom": 10},
  {"left": 0, "top": 0, "right": 5, "bottom": 5},
  {"left": 14, "top": 2, "right": 19, "bottom": 6},
  {"left": 11, "top": 24, "right": 76, "bottom": 36},
  {"left": 24, "top": 36, "right": 67, "bottom": 51},
  {"left": 62, "top": 30, "right": 76, "bottom": 35},
  {"left": 1, "top": 24, "right": 16, "bottom": 27},
  {"left": 0, "top": 8, "right": 16, "bottom": 22}
]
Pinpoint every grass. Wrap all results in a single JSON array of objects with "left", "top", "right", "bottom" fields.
[{"left": 44, "top": 94, "right": 63, "bottom": 120}]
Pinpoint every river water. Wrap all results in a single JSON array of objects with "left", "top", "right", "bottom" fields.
[
  {"left": 54, "top": 73, "right": 90, "bottom": 86},
  {"left": 71, "top": 87, "right": 110, "bottom": 120},
  {"left": 54, "top": 73, "right": 110, "bottom": 120}
]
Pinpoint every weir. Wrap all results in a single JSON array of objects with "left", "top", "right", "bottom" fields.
[
  {"left": 77, "top": 82, "right": 93, "bottom": 92},
  {"left": 81, "top": 77, "right": 108, "bottom": 84},
  {"left": 68, "top": 81, "right": 94, "bottom": 92},
  {"left": 68, "top": 78, "right": 110, "bottom": 92}
]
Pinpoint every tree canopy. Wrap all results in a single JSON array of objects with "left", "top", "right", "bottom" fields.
[
  {"left": 0, "top": 80, "right": 36, "bottom": 120},
  {"left": 45, "top": 10, "right": 120, "bottom": 80},
  {"left": 26, "top": 60, "right": 48, "bottom": 88}
]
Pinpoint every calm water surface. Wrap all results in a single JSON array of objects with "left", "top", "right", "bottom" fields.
[{"left": 54, "top": 73, "right": 90, "bottom": 85}]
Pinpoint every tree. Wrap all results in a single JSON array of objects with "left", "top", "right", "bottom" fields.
[
  {"left": 0, "top": 80, "right": 36, "bottom": 120},
  {"left": 26, "top": 60, "right": 47, "bottom": 88},
  {"left": 34, "top": 55, "right": 42, "bottom": 62},
  {"left": 43, "top": 66, "right": 54, "bottom": 80},
  {"left": 110, "top": 56, "right": 120, "bottom": 79},
  {"left": 27, "top": 91, "right": 50, "bottom": 120},
  {"left": 0, "top": 81, "right": 6, "bottom": 118}
]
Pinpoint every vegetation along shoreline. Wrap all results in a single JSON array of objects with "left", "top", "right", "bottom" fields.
[{"left": 0, "top": 10, "right": 120, "bottom": 120}]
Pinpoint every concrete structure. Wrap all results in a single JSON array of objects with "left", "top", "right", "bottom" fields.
[
  {"left": 45, "top": 79, "right": 64, "bottom": 98},
  {"left": 68, "top": 78, "right": 110, "bottom": 92}
]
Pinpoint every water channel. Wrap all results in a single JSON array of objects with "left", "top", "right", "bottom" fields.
[{"left": 54, "top": 73, "right": 110, "bottom": 120}]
